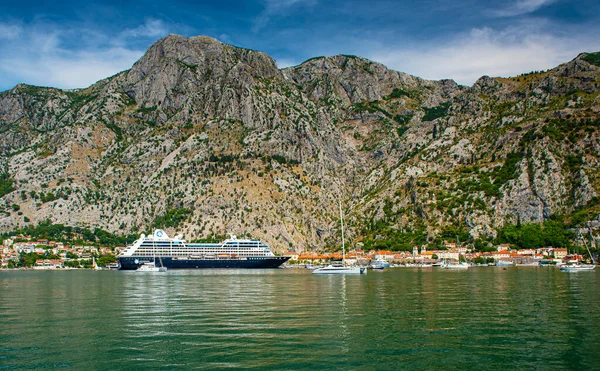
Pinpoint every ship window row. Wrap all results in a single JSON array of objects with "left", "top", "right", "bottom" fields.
[
  {"left": 140, "top": 243, "right": 181, "bottom": 246},
  {"left": 136, "top": 249, "right": 267, "bottom": 253},
  {"left": 134, "top": 253, "right": 270, "bottom": 257},
  {"left": 139, "top": 245, "right": 267, "bottom": 250},
  {"left": 138, "top": 242, "right": 267, "bottom": 247},
  {"left": 136, "top": 248, "right": 267, "bottom": 251},
  {"left": 137, "top": 250, "right": 270, "bottom": 253},
  {"left": 136, "top": 248, "right": 267, "bottom": 252}
]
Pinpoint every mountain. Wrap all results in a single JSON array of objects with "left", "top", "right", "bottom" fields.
[{"left": 1, "top": 34, "right": 599, "bottom": 251}]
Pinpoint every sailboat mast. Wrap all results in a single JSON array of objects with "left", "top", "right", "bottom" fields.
[
  {"left": 587, "top": 223, "right": 596, "bottom": 264},
  {"left": 339, "top": 199, "right": 345, "bottom": 262},
  {"left": 585, "top": 223, "right": 596, "bottom": 264}
]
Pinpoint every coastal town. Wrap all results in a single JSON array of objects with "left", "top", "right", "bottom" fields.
[
  {"left": 285, "top": 241, "right": 580, "bottom": 267},
  {"left": 0, "top": 233, "right": 585, "bottom": 269},
  {"left": 0, "top": 235, "right": 119, "bottom": 269}
]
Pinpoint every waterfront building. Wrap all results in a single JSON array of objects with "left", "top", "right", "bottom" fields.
[
  {"left": 371, "top": 250, "right": 395, "bottom": 261},
  {"left": 434, "top": 249, "right": 460, "bottom": 261},
  {"left": 552, "top": 248, "right": 568, "bottom": 259},
  {"left": 284, "top": 251, "right": 299, "bottom": 261},
  {"left": 516, "top": 249, "right": 536, "bottom": 256},
  {"left": 490, "top": 250, "right": 511, "bottom": 261}
]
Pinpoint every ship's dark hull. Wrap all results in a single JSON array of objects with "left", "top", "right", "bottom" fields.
[{"left": 118, "top": 256, "right": 290, "bottom": 270}]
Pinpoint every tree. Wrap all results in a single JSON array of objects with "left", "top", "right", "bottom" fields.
[
  {"left": 97, "top": 254, "right": 117, "bottom": 267},
  {"left": 472, "top": 256, "right": 485, "bottom": 264}
]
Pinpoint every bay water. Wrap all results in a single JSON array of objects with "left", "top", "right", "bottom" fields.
[{"left": 1, "top": 268, "right": 599, "bottom": 370}]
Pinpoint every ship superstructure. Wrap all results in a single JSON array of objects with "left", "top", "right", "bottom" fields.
[{"left": 118, "top": 230, "right": 289, "bottom": 270}]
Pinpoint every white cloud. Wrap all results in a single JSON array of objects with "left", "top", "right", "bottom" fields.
[
  {"left": 0, "top": 19, "right": 174, "bottom": 90},
  {"left": 121, "top": 19, "right": 169, "bottom": 39},
  {"left": 493, "top": 0, "right": 559, "bottom": 17},
  {"left": 1, "top": 48, "right": 143, "bottom": 89},
  {"left": 0, "top": 23, "right": 22, "bottom": 40},
  {"left": 218, "top": 33, "right": 232, "bottom": 43},
  {"left": 253, "top": 0, "right": 317, "bottom": 32},
  {"left": 369, "top": 25, "right": 600, "bottom": 86}
]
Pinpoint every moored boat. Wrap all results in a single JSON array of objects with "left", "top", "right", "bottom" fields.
[
  {"left": 560, "top": 264, "right": 595, "bottom": 272},
  {"left": 137, "top": 261, "right": 167, "bottom": 272},
  {"left": 118, "top": 230, "right": 289, "bottom": 270},
  {"left": 370, "top": 259, "right": 390, "bottom": 270},
  {"left": 312, "top": 264, "right": 367, "bottom": 274},
  {"left": 312, "top": 200, "right": 367, "bottom": 275},
  {"left": 441, "top": 261, "right": 469, "bottom": 270},
  {"left": 560, "top": 231, "right": 596, "bottom": 272}
]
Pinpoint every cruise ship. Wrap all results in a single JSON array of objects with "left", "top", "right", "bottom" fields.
[{"left": 117, "top": 230, "right": 289, "bottom": 270}]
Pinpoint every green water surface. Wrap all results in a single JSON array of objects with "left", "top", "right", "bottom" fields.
[{"left": 1, "top": 268, "right": 599, "bottom": 370}]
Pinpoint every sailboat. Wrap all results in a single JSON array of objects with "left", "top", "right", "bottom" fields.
[
  {"left": 440, "top": 258, "right": 469, "bottom": 270},
  {"left": 560, "top": 230, "right": 595, "bottom": 272},
  {"left": 313, "top": 199, "right": 367, "bottom": 275},
  {"left": 440, "top": 235, "right": 469, "bottom": 269},
  {"left": 441, "top": 260, "right": 470, "bottom": 269},
  {"left": 137, "top": 236, "right": 167, "bottom": 272}
]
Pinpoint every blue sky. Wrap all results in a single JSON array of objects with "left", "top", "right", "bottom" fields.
[{"left": 0, "top": 0, "right": 599, "bottom": 91}]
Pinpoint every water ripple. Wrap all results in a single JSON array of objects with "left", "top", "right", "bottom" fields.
[{"left": 2, "top": 268, "right": 600, "bottom": 369}]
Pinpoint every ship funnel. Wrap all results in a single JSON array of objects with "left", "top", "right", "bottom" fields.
[{"left": 154, "top": 230, "right": 168, "bottom": 239}]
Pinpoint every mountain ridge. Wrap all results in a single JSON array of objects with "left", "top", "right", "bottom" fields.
[{"left": 0, "top": 35, "right": 599, "bottom": 252}]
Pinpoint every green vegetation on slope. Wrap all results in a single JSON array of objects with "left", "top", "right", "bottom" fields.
[
  {"left": 495, "top": 220, "right": 573, "bottom": 249},
  {"left": 151, "top": 208, "right": 193, "bottom": 229},
  {"left": 422, "top": 102, "right": 450, "bottom": 121},
  {"left": 455, "top": 152, "right": 524, "bottom": 198},
  {"left": 582, "top": 52, "right": 600, "bottom": 67},
  {"left": 386, "top": 88, "right": 422, "bottom": 100},
  {"left": 2, "top": 220, "right": 135, "bottom": 247},
  {"left": 0, "top": 173, "right": 14, "bottom": 198},
  {"left": 362, "top": 227, "right": 427, "bottom": 252}
]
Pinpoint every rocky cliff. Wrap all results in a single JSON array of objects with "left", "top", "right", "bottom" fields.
[{"left": 0, "top": 35, "right": 599, "bottom": 251}]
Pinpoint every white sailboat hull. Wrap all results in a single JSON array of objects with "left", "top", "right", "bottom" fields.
[
  {"left": 137, "top": 267, "right": 167, "bottom": 272},
  {"left": 560, "top": 264, "right": 595, "bottom": 272},
  {"left": 441, "top": 263, "right": 469, "bottom": 270},
  {"left": 137, "top": 262, "right": 167, "bottom": 272},
  {"left": 312, "top": 266, "right": 367, "bottom": 274}
]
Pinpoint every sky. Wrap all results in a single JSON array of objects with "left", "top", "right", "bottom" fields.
[{"left": 0, "top": 0, "right": 599, "bottom": 91}]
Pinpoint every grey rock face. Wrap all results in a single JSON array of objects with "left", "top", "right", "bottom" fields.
[{"left": 123, "top": 35, "right": 281, "bottom": 114}]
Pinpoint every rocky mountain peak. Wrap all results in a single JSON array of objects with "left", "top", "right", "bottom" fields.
[
  {"left": 575, "top": 51, "right": 600, "bottom": 64},
  {"left": 282, "top": 54, "right": 438, "bottom": 106},
  {"left": 122, "top": 34, "right": 281, "bottom": 111},
  {"left": 472, "top": 75, "right": 503, "bottom": 94},
  {"left": 552, "top": 51, "right": 600, "bottom": 77}
]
